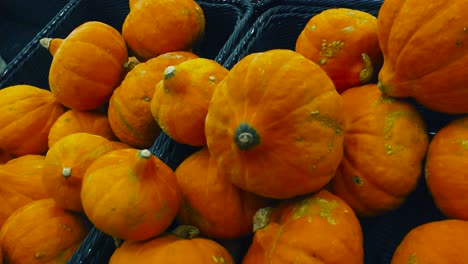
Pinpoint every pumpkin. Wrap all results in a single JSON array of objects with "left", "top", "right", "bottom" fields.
[
  {"left": 242, "top": 190, "right": 363, "bottom": 263},
  {"left": 42, "top": 132, "right": 117, "bottom": 212},
  {"left": 0, "top": 85, "right": 66, "bottom": 157},
  {"left": 377, "top": 0, "right": 468, "bottom": 114},
  {"left": 81, "top": 148, "right": 181, "bottom": 241},
  {"left": 0, "top": 198, "right": 88, "bottom": 264},
  {"left": 0, "top": 155, "right": 50, "bottom": 227},
  {"left": 331, "top": 84, "right": 428, "bottom": 217},
  {"left": 175, "top": 147, "right": 270, "bottom": 239},
  {"left": 108, "top": 51, "right": 198, "bottom": 148},
  {"left": 122, "top": 0, "right": 205, "bottom": 61},
  {"left": 425, "top": 116, "right": 468, "bottom": 220},
  {"left": 391, "top": 219, "right": 468, "bottom": 263},
  {"left": 109, "top": 225, "right": 234, "bottom": 263},
  {"left": 0, "top": 150, "right": 13, "bottom": 164},
  {"left": 295, "top": 8, "right": 382, "bottom": 93},
  {"left": 205, "top": 49, "right": 344, "bottom": 199},
  {"left": 41, "top": 21, "right": 128, "bottom": 110},
  {"left": 48, "top": 109, "right": 117, "bottom": 148},
  {"left": 151, "top": 58, "right": 228, "bottom": 146}
]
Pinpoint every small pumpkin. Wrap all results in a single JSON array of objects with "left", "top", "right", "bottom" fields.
[
  {"left": 0, "top": 198, "right": 88, "bottom": 264},
  {"left": 41, "top": 21, "right": 128, "bottom": 110},
  {"left": 296, "top": 8, "right": 382, "bottom": 93},
  {"left": 108, "top": 51, "right": 198, "bottom": 148},
  {"left": 122, "top": 0, "right": 205, "bottom": 61},
  {"left": 81, "top": 148, "right": 182, "bottom": 241},
  {"left": 0, "top": 85, "right": 66, "bottom": 157},
  {"left": 331, "top": 84, "right": 428, "bottom": 217},
  {"left": 425, "top": 116, "right": 468, "bottom": 220},
  {"left": 109, "top": 225, "right": 234, "bottom": 263},
  {"left": 48, "top": 109, "right": 117, "bottom": 148},
  {"left": 175, "top": 147, "right": 270, "bottom": 239},
  {"left": 390, "top": 219, "right": 468, "bottom": 263},
  {"left": 0, "top": 150, "right": 13, "bottom": 164},
  {"left": 42, "top": 132, "right": 117, "bottom": 212},
  {"left": 151, "top": 58, "right": 228, "bottom": 146},
  {"left": 0, "top": 155, "right": 50, "bottom": 227},
  {"left": 242, "top": 190, "right": 363, "bottom": 264},
  {"left": 205, "top": 49, "right": 344, "bottom": 199},
  {"left": 377, "top": 0, "right": 468, "bottom": 114}
]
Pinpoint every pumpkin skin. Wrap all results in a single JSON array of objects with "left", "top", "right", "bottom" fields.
[
  {"left": 242, "top": 190, "right": 363, "bottom": 264},
  {"left": 0, "top": 85, "right": 66, "bottom": 157},
  {"left": 109, "top": 225, "right": 234, "bottom": 263},
  {"left": 425, "top": 116, "right": 468, "bottom": 220},
  {"left": 81, "top": 148, "right": 182, "bottom": 241},
  {"left": 390, "top": 219, "right": 468, "bottom": 264},
  {"left": 108, "top": 51, "right": 198, "bottom": 148},
  {"left": 151, "top": 58, "right": 228, "bottom": 146},
  {"left": 0, "top": 155, "right": 49, "bottom": 227},
  {"left": 296, "top": 8, "right": 382, "bottom": 93},
  {"left": 205, "top": 49, "right": 344, "bottom": 199},
  {"left": 331, "top": 84, "right": 428, "bottom": 217},
  {"left": 44, "top": 21, "right": 128, "bottom": 110},
  {"left": 42, "top": 133, "right": 117, "bottom": 212},
  {"left": 48, "top": 109, "right": 117, "bottom": 148},
  {"left": 0, "top": 198, "right": 88, "bottom": 264},
  {"left": 175, "top": 148, "right": 270, "bottom": 239},
  {"left": 122, "top": 0, "right": 205, "bottom": 61},
  {"left": 377, "top": 0, "right": 468, "bottom": 114}
]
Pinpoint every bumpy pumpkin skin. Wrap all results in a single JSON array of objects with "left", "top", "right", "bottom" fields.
[
  {"left": 81, "top": 149, "right": 182, "bottom": 241},
  {"left": 109, "top": 225, "right": 234, "bottom": 264},
  {"left": 0, "top": 199, "right": 88, "bottom": 264},
  {"left": 377, "top": 0, "right": 468, "bottom": 114},
  {"left": 205, "top": 49, "right": 344, "bottom": 199},
  {"left": 152, "top": 58, "right": 228, "bottom": 146},
  {"left": 0, "top": 155, "right": 50, "bottom": 227},
  {"left": 391, "top": 220, "right": 468, "bottom": 264},
  {"left": 243, "top": 190, "right": 363, "bottom": 264},
  {"left": 175, "top": 148, "right": 270, "bottom": 239},
  {"left": 43, "top": 133, "right": 117, "bottom": 212},
  {"left": 48, "top": 109, "right": 117, "bottom": 148},
  {"left": 296, "top": 8, "right": 382, "bottom": 93},
  {"left": 0, "top": 85, "right": 66, "bottom": 157},
  {"left": 425, "top": 117, "right": 468, "bottom": 220},
  {"left": 122, "top": 0, "right": 205, "bottom": 61},
  {"left": 108, "top": 51, "right": 198, "bottom": 148},
  {"left": 331, "top": 84, "right": 428, "bottom": 217},
  {"left": 47, "top": 21, "right": 128, "bottom": 110}
]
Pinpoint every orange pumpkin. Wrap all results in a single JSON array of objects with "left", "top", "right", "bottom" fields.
[
  {"left": 109, "top": 225, "right": 234, "bottom": 263},
  {"left": 0, "top": 150, "right": 13, "bottom": 164},
  {"left": 0, "top": 198, "right": 88, "bottom": 264},
  {"left": 42, "top": 21, "right": 128, "bottom": 110},
  {"left": 425, "top": 116, "right": 468, "bottom": 220},
  {"left": 175, "top": 147, "right": 270, "bottom": 239},
  {"left": 243, "top": 190, "right": 363, "bottom": 263},
  {"left": 391, "top": 219, "right": 468, "bottom": 263},
  {"left": 0, "top": 85, "right": 66, "bottom": 157},
  {"left": 81, "top": 148, "right": 182, "bottom": 241},
  {"left": 122, "top": 0, "right": 205, "bottom": 61},
  {"left": 0, "top": 155, "right": 50, "bottom": 227},
  {"left": 331, "top": 84, "right": 428, "bottom": 217},
  {"left": 296, "top": 8, "right": 382, "bottom": 93},
  {"left": 377, "top": 0, "right": 468, "bottom": 114},
  {"left": 42, "top": 132, "right": 117, "bottom": 212},
  {"left": 205, "top": 49, "right": 344, "bottom": 199},
  {"left": 151, "top": 58, "right": 228, "bottom": 146},
  {"left": 108, "top": 51, "right": 198, "bottom": 148},
  {"left": 48, "top": 109, "right": 117, "bottom": 148}
]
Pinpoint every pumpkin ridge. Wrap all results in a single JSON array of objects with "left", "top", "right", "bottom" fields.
[{"left": 110, "top": 96, "right": 144, "bottom": 139}]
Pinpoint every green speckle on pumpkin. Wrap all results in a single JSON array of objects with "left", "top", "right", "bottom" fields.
[
  {"left": 35, "top": 251, "right": 46, "bottom": 259},
  {"left": 308, "top": 24, "right": 317, "bottom": 31},
  {"left": 352, "top": 175, "right": 364, "bottom": 186},
  {"left": 341, "top": 26, "right": 355, "bottom": 33},
  {"left": 307, "top": 112, "right": 343, "bottom": 135},
  {"left": 212, "top": 255, "right": 226, "bottom": 263},
  {"left": 385, "top": 144, "right": 393, "bottom": 155},
  {"left": 359, "top": 53, "right": 373, "bottom": 84},
  {"left": 292, "top": 197, "right": 339, "bottom": 225},
  {"left": 407, "top": 253, "right": 419, "bottom": 264}
]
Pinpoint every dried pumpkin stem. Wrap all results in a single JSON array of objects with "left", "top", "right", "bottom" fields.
[
  {"left": 39, "top": 38, "right": 63, "bottom": 56},
  {"left": 253, "top": 207, "right": 273, "bottom": 232},
  {"left": 164, "top": 66, "right": 176, "bottom": 80},
  {"left": 171, "top": 225, "right": 200, "bottom": 239},
  {"left": 138, "top": 149, "right": 152, "bottom": 159},
  {"left": 62, "top": 167, "right": 72, "bottom": 178},
  {"left": 359, "top": 53, "right": 374, "bottom": 84}
]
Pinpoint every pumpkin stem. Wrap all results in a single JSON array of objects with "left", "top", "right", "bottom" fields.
[
  {"left": 138, "top": 149, "right": 152, "bottom": 159},
  {"left": 62, "top": 167, "right": 72, "bottom": 178},
  {"left": 359, "top": 53, "right": 373, "bottom": 84},
  {"left": 171, "top": 225, "right": 200, "bottom": 239},
  {"left": 253, "top": 207, "right": 273, "bottom": 232},
  {"left": 234, "top": 122, "right": 260, "bottom": 151},
  {"left": 39, "top": 38, "right": 63, "bottom": 56},
  {"left": 113, "top": 237, "right": 124, "bottom": 248},
  {"left": 123, "top": 56, "right": 140, "bottom": 73},
  {"left": 164, "top": 66, "right": 176, "bottom": 80}
]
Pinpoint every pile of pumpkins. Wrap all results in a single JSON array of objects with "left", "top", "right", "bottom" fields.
[{"left": 0, "top": 0, "right": 467, "bottom": 263}]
